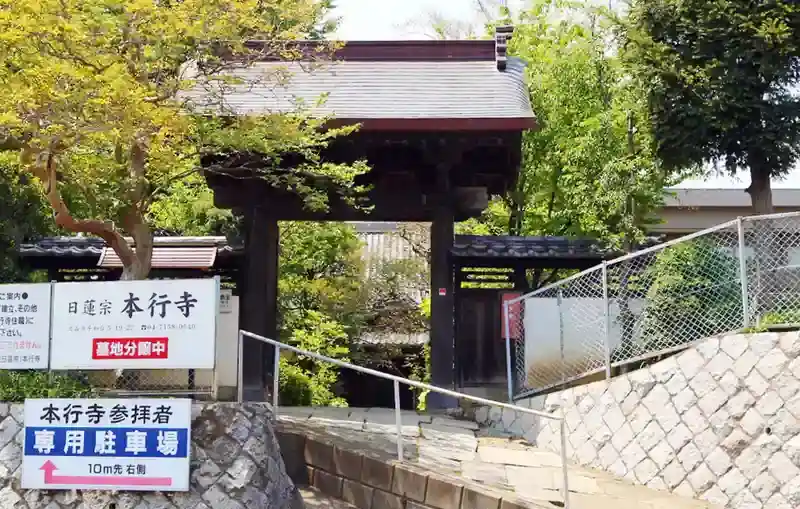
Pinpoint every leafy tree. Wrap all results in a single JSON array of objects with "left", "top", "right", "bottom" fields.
[
  {"left": 0, "top": 0, "right": 366, "bottom": 280},
  {"left": 458, "top": 1, "right": 675, "bottom": 297},
  {"left": 0, "top": 157, "right": 53, "bottom": 282},
  {"left": 147, "top": 175, "right": 238, "bottom": 239},
  {"left": 621, "top": 0, "right": 800, "bottom": 213},
  {"left": 465, "top": 1, "right": 670, "bottom": 242},
  {"left": 617, "top": 240, "right": 741, "bottom": 360}
]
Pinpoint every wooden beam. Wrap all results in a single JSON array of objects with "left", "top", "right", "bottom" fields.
[{"left": 238, "top": 208, "right": 279, "bottom": 401}]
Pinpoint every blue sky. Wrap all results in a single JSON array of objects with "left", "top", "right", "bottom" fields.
[{"left": 331, "top": 0, "right": 800, "bottom": 189}]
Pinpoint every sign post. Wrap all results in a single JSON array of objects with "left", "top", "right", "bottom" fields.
[
  {"left": 50, "top": 279, "right": 217, "bottom": 370},
  {"left": 0, "top": 283, "right": 52, "bottom": 369},
  {"left": 22, "top": 398, "right": 191, "bottom": 491}
]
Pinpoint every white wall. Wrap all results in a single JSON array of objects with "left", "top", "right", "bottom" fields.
[
  {"left": 196, "top": 291, "right": 239, "bottom": 393},
  {"left": 522, "top": 297, "right": 645, "bottom": 381}
]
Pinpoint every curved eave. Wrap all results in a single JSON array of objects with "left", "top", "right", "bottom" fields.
[{"left": 325, "top": 117, "right": 536, "bottom": 132}]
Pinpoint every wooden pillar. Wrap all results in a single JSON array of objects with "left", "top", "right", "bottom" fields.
[
  {"left": 428, "top": 176, "right": 457, "bottom": 410},
  {"left": 239, "top": 207, "right": 279, "bottom": 401}
]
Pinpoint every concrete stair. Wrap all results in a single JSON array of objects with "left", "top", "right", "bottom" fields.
[{"left": 275, "top": 407, "right": 720, "bottom": 509}]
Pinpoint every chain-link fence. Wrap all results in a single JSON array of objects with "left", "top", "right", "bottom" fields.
[
  {"left": 48, "top": 368, "right": 217, "bottom": 398},
  {"left": 506, "top": 211, "right": 800, "bottom": 399}
]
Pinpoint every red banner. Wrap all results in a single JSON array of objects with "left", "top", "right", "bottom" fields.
[
  {"left": 500, "top": 292, "right": 522, "bottom": 340},
  {"left": 92, "top": 337, "right": 169, "bottom": 360}
]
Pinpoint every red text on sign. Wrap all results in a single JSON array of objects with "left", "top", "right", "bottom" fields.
[{"left": 92, "top": 338, "right": 169, "bottom": 360}]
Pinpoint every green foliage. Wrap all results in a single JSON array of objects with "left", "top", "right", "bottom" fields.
[
  {"left": 461, "top": 0, "right": 674, "bottom": 249},
  {"left": 0, "top": 157, "right": 53, "bottom": 282},
  {"left": 0, "top": 371, "right": 92, "bottom": 402},
  {"left": 277, "top": 359, "right": 314, "bottom": 407},
  {"left": 409, "top": 342, "right": 431, "bottom": 412},
  {"left": 0, "top": 0, "right": 366, "bottom": 279},
  {"left": 276, "top": 222, "right": 362, "bottom": 407},
  {"left": 746, "top": 310, "right": 800, "bottom": 332},
  {"left": 147, "top": 175, "right": 237, "bottom": 238},
  {"left": 621, "top": 0, "right": 800, "bottom": 212},
  {"left": 634, "top": 241, "right": 741, "bottom": 354},
  {"left": 280, "top": 311, "right": 349, "bottom": 407}
]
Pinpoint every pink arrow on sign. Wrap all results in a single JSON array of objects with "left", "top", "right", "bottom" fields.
[{"left": 39, "top": 460, "right": 172, "bottom": 487}]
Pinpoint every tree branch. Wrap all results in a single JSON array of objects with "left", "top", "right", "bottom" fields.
[{"left": 28, "top": 148, "right": 137, "bottom": 269}]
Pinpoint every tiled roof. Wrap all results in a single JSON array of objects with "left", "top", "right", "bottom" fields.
[
  {"left": 19, "top": 236, "right": 234, "bottom": 262},
  {"left": 181, "top": 40, "right": 534, "bottom": 126},
  {"left": 18, "top": 237, "right": 105, "bottom": 258},
  {"left": 451, "top": 235, "right": 607, "bottom": 259},
  {"left": 451, "top": 235, "right": 666, "bottom": 259},
  {"left": 98, "top": 247, "right": 218, "bottom": 269},
  {"left": 22, "top": 231, "right": 655, "bottom": 264}
]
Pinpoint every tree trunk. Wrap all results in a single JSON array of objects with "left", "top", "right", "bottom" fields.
[
  {"left": 746, "top": 165, "right": 780, "bottom": 319},
  {"left": 746, "top": 166, "right": 774, "bottom": 215},
  {"left": 120, "top": 212, "right": 153, "bottom": 281}
]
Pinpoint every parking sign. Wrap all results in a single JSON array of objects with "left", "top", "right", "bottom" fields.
[{"left": 22, "top": 398, "right": 191, "bottom": 491}]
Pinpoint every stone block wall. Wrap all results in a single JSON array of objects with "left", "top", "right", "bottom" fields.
[
  {"left": 275, "top": 426, "right": 531, "bottom": 509},
  {"left": 474, "top": 331, "right": 800, "bottom": 509},
  {"left": 0, "top": 402, "right": 302, "bottom": 509}
]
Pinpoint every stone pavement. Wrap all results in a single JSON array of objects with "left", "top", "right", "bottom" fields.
[
  {"left": 277, "top": 407, "right": 720, "bottom": 509},
  {"left": 301, "top": 486, "right": 358, "bottom": 508}
]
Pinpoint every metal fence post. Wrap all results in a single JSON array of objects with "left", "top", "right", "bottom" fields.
[
  {"left": 737, "top": 217, "right": 750, "bottom": 328},
  {"left": 503, "top": 300, "right": 514, "bottom": 402},
  {"left": 556, "top": 289, "right": 566, "bottom": 386},
  {"left": 601, "top": 262, "right": 612, "bottom": 380}
]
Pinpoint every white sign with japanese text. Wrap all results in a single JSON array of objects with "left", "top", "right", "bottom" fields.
[
  {"left": 22, "top": 398, "right": 191, "bottom": 491},
  {"left": 219, "top": 288, "right": 233, "bottom": 314},
  {"left": 0, "top": 283, "right": 51, "bottom": 369},
  {"left": 51, "top": 279, "right": 218, "bottom": 369}
]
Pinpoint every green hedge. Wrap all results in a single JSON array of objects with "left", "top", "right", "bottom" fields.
[{"left": 0, "top": 371, "right": 93, "bottom": 402}]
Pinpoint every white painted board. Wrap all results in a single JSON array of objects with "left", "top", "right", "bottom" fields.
[
  {"left": 0, "top": 283, "right": 51, "bottom": 369},
  {"left": 51, "top": 279, "right": 217, "bottom": 369},
  {"left": 22, "top": 398, "right": 191, "bottom": 491}
]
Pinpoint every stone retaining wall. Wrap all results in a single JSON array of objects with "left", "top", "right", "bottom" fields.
[
  {"left": 0, "top": 402, "right": 302, "bottom": 509},
  {"left": 276, "top": 425, "right": 530, "bottom": 509},
  {"left": 475, "top": 332, "right": 800, "bottom": 509}
]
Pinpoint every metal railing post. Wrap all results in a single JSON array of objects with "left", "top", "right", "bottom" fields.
[
  {"left": 559, "top": 416, "right": 570, "bottom": 508},
  {"left": 393, "top": 380, "right": 403, "bottom": 461},
  {"left": 273, "top": 346, "right": 281, "bottom": 410},
  {"left": 503, "top": 300, "right": 514, "bottom": 402},
  {"left": 601, "top": 262, "right": 612, "bottom": 380},
  {"left": 737, "top": 217, "right": 750, "bottom": 328},
  {"left": 237, "top": 330, "right": 244, "bottom": 403}
]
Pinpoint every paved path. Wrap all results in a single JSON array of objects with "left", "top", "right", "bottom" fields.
[
  {"left": 278, "top": 407, "right": 721, "bottom": 509},
  {"left": 300, "top": 486, "right": 358, "bottom": 508}
]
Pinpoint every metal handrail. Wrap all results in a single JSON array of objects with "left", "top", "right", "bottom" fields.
[{"left": 237, "top": 329, "right": 571, "bottom": 508}]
